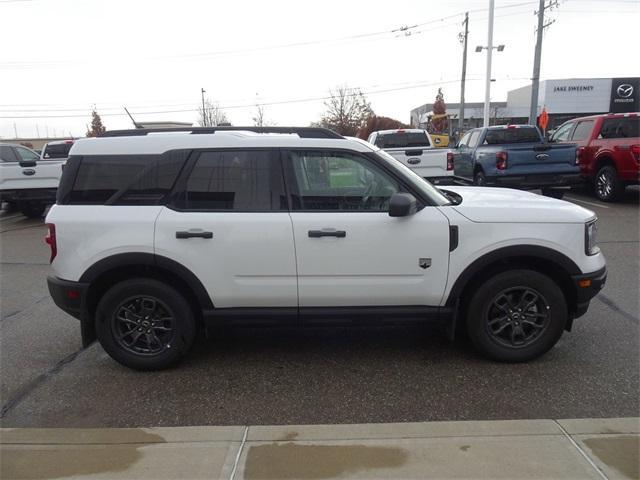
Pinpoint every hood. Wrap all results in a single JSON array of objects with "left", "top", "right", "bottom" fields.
[{"left": 442, "top": 186, "right": 595, "bottom": 224}]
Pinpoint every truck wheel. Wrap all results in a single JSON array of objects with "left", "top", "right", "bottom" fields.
[
  {"left": 473, "top": 170, "right": 486, "bottom": 186},
  {"left": 19, "top": 202, "right": 46, "bottom": 218},
  {"left": 465, "top": 269, "right": 567, "bottom": 362},
  {"left": 95, "top": 278, "right": 196, "bottom": 371},
  {"left": 594, "top": 165, "right": 624, "bottom": 202}
]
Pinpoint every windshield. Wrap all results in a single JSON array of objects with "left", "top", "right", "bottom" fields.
[
  {"left": 374, "top": 149, "right": 451, "bottom": 206},
  {"left": 377, "top": 131, "right": 431, "bottom": 149},
  {"left": 483, "top": 128, "right": 541, "bottom": 145},
  {"left": 42, "top": 143, "right": 73, "bottom": 159}
]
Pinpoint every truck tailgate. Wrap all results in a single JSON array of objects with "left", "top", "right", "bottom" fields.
[
  {"left": 384, "top": 147, "right": 451, "bottom": 179},
  {"left": 0, "top": 161, "right": 64, "bottom": 191},
  {"left": 502, "top": 143, "right": 578, "bottom": 175}
]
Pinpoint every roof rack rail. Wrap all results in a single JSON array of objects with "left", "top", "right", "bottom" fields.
[{"left": 99, "top": 126, "right": 343, "bottom": 139}]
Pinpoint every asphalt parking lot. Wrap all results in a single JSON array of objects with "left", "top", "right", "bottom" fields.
[{"left": 0, "top": 187, "right": 638, "bottom": 428}]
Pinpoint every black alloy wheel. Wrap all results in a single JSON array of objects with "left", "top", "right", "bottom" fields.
[
  {"left": 112, "top": 296, "right": 175, "bottom": 356},
  {"left": 484, "top": 287, "right": 550, "bottom": 348},
  {"left": 96, "top": 278, "right": 196, "bottom": 370}
]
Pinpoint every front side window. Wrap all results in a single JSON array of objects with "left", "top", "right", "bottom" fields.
[
  {"left": 571, "top": 120, "right": 594, "bottom": 141},
  {"left": 458, "top": 132, "right": 472, "bottom": 147},
  {"left": 16, "top": 147, "right": 40, "bottom": 161},
  {"left": 183, "top": 150, "right": 285, "bottom": 211},
  {"left": 551, "top": 122, "right": 574, "bottom": 142},
  {"left": 289, "top": 151, "right": 400, "bottom": 211},
  {"left": 468, "top": 130, "right": 481, "bottom": 148}
]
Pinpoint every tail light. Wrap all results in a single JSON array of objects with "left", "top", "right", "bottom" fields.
[
  {"left": 496, "top": 151, "right": 508, "bottom": 170},
  {"left": 45, "top": 223, "right": 57, "bottom": 263},
  {"left": 576, "top": 146, "right": 585, "bottom": 165},
  {"left": 446, "top": 151, "right": 454, "bottom": 171},
  {"left": 631, "top": 144, "right": 640, "bottom": 162}
]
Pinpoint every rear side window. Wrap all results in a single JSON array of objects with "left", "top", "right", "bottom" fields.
[
  {"left": 570, "top": 120, "right": 594, "bottom": 141},
  {"left": 181, "top": 150, "right": 285, "bottom": 211},
  {"left": 66, "top": 153, "right": 186, "bottom": 205},
  {"left": 375, "top": 131, "right": 431, "bottom": 148},
  {"left": 0, "top": 146, "right": 18, "bottom": 162},
  {"left": 599, "top": 117, "right": 640, "bottom": 139},
  {"left": 42, "top": 143, "right": 73, "bottom": 159},
  {"left": 483, "top": 128, "right": 541, "bottom": 145}
]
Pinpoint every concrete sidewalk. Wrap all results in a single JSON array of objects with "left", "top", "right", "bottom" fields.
[{"left": 1, "top": 418, "right": 638, "bottom": 479}]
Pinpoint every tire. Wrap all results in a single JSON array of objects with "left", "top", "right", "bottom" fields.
[
  {"left": 19, "top": 202, "right": 46, "bottom": 218},
  {"left": 95, "top": 278, "right": 197, "bottom": 371},
  {"left": 465, "top": 269, "right": 567, "bottom": 362},
  {"left": 594, "top": 165, "right": 624, "bottom": 202},
  {"left": 473, "top": 170, "right": 486, "bottom": 186}
]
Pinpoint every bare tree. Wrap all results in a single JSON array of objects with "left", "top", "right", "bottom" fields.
[
  {"left": 252, "top": 104, "right": 274, "bottom": 127},
  {"left": 317, "top": 85, "right": 373, "bottom": 136},
  {"left": 198, "top": 98, "right": 229, "bottom": 127}
]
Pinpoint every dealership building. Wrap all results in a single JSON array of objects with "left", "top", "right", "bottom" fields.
[{"left": 411, "top": 77, "right": 640, "bottom": 130}]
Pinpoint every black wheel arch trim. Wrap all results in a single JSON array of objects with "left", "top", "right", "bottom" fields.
[
  {"left": 79, "top": 252, "right": 213, "bottom": 310},
  {"left": 445, "top": 245, "right": 581, "bottom": 307}
]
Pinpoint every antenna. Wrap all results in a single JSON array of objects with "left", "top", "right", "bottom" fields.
[{"left": 123, "top": 107, "right": 142, "bottom": 129}]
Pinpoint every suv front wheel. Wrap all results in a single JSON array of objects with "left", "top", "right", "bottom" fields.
[
  {"left": 95, "top": 278, "right": 196, "bottom": 370},
  {"left": 465, "top": 269, "right": 567, "bottom": 362}
]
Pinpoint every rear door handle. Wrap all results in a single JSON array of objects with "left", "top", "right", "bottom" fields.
[
  {"left": 308, "top": 229, "right": 346, "bottom": 238},
  {"left": 176, "top": 230, "right": 213, "bottom": 239}
]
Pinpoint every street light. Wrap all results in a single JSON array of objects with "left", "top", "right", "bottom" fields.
[{"left": 475, "top": 43, "right": 505, "bottom": 126}]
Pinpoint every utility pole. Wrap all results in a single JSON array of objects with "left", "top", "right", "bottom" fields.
[
  {"left": 528, "top": 0, "right": 557, "bottom": 124},
  {"left": 201, "top": 88, "right": 207, "bottom": 126},
  {"left": 483, "top": 0, "right": 495, "bottom": 127},
  {"left": 13, "top": 123, "right": 18, "bottom": 138},
  {"left": 458, "top": 12, "right": 469, "bottom": 132}
]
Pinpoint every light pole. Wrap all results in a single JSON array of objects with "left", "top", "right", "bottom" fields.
[
  {"left": 201, "top": 88, "right": 207, "bottom": 126},
  {"left": 476, "top": 37, "right": 504, "bottom": 127}
]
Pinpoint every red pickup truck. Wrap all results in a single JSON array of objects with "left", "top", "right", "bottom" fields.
[{"left": 551, "top": 113, "right": 639, "bottom": 201}]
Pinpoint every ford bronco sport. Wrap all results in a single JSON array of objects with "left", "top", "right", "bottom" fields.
[{"left": 45, "top": 127, "right": 606, "bottom": 370}]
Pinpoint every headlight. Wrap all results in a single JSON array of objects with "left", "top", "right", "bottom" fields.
[{"left": 585, "top": 219, "right": 599, "bottom": 256}]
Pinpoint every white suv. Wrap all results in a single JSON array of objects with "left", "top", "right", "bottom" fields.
[{"left": 45, "top": 127, "right": 606, "bottom": 370}]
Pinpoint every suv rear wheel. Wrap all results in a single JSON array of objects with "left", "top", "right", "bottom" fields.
[
  {"left": 95, "top": 278, "right": 196, "bottom": 370},
  {"left": 465, "top": 269, "right": 567, "bottom": 362},
  {"left": 473, "top": 170, "right": 486, "bottom": 186},
  {"left": 594, "top": 165, "right": 624, "bottom": 202}
]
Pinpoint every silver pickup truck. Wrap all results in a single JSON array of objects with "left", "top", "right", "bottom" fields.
[{"left": 367, "top": 129, "right": 453, "bottom": 184}]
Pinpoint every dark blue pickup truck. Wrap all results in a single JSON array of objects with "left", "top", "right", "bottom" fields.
[{"left": 451, "top": 125, "right": 581, "bottom": 190}]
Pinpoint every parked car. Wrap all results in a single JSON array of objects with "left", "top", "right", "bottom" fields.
[
  {"left": 0, "top": 143, "right": 64, "bottom": 217},
  {"left": 451, "top": 125, "right": 581, "bottom": 192},
  {"left": 46, "top": 126, "right": 605, "bottom": 370},
  {"left": 367, "top": 129, "right": 453, "bottom": 184},
  {"left": 550, "top": 113, "right": 639, "bottom": 201}
]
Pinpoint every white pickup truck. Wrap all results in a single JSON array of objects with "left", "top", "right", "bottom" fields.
[
  {"left": 367, "top": 129, "right": 453, "bottom": 184},
  {"left": 0, "top": 140, "right": 72, "bottom": 217}
]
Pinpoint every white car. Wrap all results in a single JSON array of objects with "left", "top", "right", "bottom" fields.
[
  {"left": 0, "top": 142, "right": 66, "bottom": 217},
  {"left": 45, "top": 126, "right": 606, "bottom": 370},
  {"left": 367, "top": 129, "right": 453, "bottom": 183}
]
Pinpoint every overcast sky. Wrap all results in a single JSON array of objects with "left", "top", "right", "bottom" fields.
[{"left": 1, "top": 0, "right": 638, "bottom": 139}]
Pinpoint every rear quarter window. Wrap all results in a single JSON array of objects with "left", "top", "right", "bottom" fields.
[
  {"left": 599, "top": 117, "right": 640, "bottom": 139},
  {"left": 63, "top": 152, "right": 187, "bottom": 205}
]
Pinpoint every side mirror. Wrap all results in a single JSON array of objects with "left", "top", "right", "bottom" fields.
[
  {"left": 19, "top": 160, "right": 37, "bottom": 168},
  {"left": 389, "top": 193, "right": 417, "bottom": 217}
]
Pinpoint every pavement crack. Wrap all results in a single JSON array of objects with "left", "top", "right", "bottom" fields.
[
  {"left": 0, "top": 345, "right": 89, "bottom": 419},
  {"left": 0, "top": 294, "right": 50, "bottom": 322},
  {"left": 596, "top": 293, "right": 639, "bottom": 325}
]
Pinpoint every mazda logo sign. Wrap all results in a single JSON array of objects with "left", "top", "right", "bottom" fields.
[{"left": 617, "top": 84, "right": 634, "bottom": 98}]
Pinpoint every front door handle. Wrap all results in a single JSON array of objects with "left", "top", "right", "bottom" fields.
[
  {"left": 176, "top": 230, "right": 213, "bottom": 239},
  {"left": 308, "top": 229, "right": 346, "bottom": 238}
]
